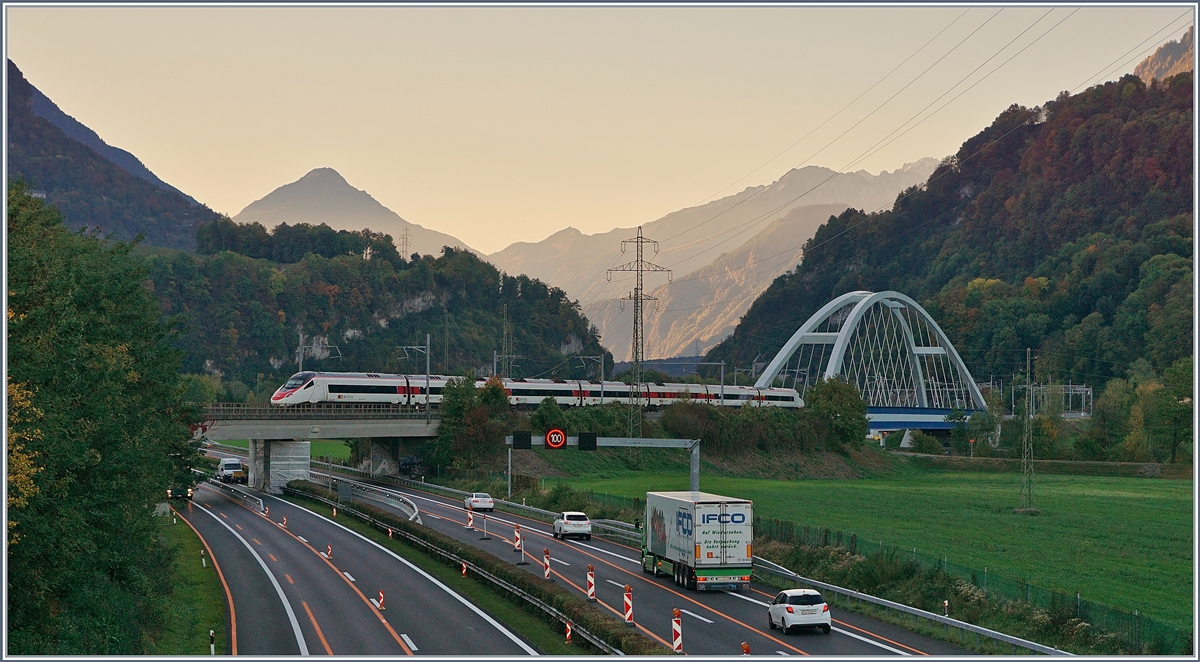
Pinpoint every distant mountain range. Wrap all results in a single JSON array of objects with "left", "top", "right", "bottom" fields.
[
  {"left": 585, "top": 203, "right": 849, "bottom": 361},
  {"left": 7, "top": 60, "right": 217, "bottom": 248},
  {"left": 233, "top": 168, "right": 477, "bottom": 257},
  {"left": 488, "top": 159, "right": 938, "bottom": 305},
  {"left": 1135, "top": 26, "right": 1193, "bottom": 84}
]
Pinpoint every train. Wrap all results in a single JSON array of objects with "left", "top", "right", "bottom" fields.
[{"left": 270, "top": 371, "right": 803, "bottom": 409}]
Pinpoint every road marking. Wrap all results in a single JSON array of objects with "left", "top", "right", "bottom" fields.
[
  {"left": 725, "top": 591, "right": 770, "bottom": 607},
  {"left": 252, "top": 538, "right": 262, "bottom": 545},
  {"left": 235, "top": 524, "right": 243, "bottom": 530},
  {"left": 192, "top": 485, "right": 308, "bottom": 655},
  {"left": 320, "top": 552, "right": 329, "bottom": 559},
  {"left": 777, "top": 651, "right": 789, "bottom": 656},
  {"left": 172, "top": 506, "right": 238, "bottom": 655},
  {"left": 220, "top": 512, "right": 228, "bottom": 518},
  {"left": 259, "top": 491, "right": 536, "bottom": 656},
  {"left": 571, "top": 540, "right": 640, "bottom": 563},
  {"left": 605, "top": 579, "right": 626, "bottom": 589},
  {"left": 285, "top": 574, "right": 294, "bottom": 584},
  {"left": 302, "top": 601, "right": 334, "bottom": 655},
  {"left": 833, "top": 627, "right": 911, "bottom": 655},
  {"left": 343, "top": 572, "right": 356, "bottom": 582},
  {"left": 269, "top": 554, "right": 278, "bottom": 562},
  {"left": 297, "top": 536, "right": 308, "bottom": 543},
  {"left": 679, "top": 608, "right": 714, "bottom": 623},
  {"left": 550, "top": 557, "right": 571, "bottom": 566},
  {"left": 400, "top": 634, "right": 418, "bottom": 651},
  {"left": 834, "top": 620, "right": 927, "bottom": 655}
]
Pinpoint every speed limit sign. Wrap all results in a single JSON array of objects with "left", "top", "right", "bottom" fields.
[{"left": 545, "top": 428, "right": 567, "bottom": 449}]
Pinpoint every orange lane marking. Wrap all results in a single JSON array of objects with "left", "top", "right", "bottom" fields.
[
  {"left": 751, "top": 581, "right": 929, "bottom": 655},
  {"left": 235, "top": 524, "right": 243, "bottom": 530},
  {"left": 173, "top": 505, "right": 237, "bottom": 655},
  {"left": 302, "top": 601, "right": 334, "bottom": 655},
  {"left": 214, "top": 491, "right": 417, "bottom": 657},
  {"left": 269, "top": 553, "right": 278, "bottom": 562},
  {"left": 253, "top": 538, "right": 262, "bottom": 545},
  {"left": 285, "top": 574, "right": 294, "bottom": 584},
  {"left": 553, "top": 568, "right": 671, "bottom": 648},
  {"left": 220, "top": 512, "right": 228, "bottom": 518}
]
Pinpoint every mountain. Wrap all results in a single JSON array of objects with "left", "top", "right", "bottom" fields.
[
  {"left": 1135, "top": 26, "right": 1193, "bottom": 84},
  {"left": 487, "top": 159, "right": 939, "bottom": 302},
  {"left": 7, "top": 60, "right": 217, "bottom": 249},
  {"left": 28, "top": 84, "right": 199, "bottom": 205},
  {"left": 585, "top": 203, "right": 849, "bottom": 361},
  {"left": 233, "top": 168, "right": 477, "bottom": 257},
  {"left": 709, "top": 72, "right": 1192, "bottom": 396}
]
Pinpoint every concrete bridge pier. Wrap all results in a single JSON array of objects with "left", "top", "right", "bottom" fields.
[{"left": 248, "top": 439, "right": 311, "bottom": 494}]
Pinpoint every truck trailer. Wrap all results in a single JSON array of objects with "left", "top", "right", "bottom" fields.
[{"left": 641, "top": 491, "right": 753, "bottom": 591}]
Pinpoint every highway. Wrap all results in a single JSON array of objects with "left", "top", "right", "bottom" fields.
[
  {"left": 314, "top": 469, "right": 972, "bottom": 656},
  {"left": 175, "top": 481, "right": 536, "bottom": 655}
]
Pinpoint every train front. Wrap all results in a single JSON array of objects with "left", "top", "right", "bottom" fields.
[{"left": 271, "top": 372, "right": 316, "bottom": 405}]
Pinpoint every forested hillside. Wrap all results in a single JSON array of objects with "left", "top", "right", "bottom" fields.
[
  {"left": 7, "top": 60, "right": 217, "bottom": 249},
  {"left": 710, "top": 72, "right": 1192, "bottom": 399},
  {"left": 146, "top": 239, "right": 610, "bottom": 395}
]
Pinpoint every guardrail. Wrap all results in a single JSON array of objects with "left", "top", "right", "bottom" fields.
[
  {"left": 203, "top": 478, "right": 265, "bottom": 514},
  {"left": 200, "top": 402, "right": 438, "bottom": 420},
  {"left": 309, "top": 461, "right": 642, "bottom": 547},
  {"left": 205, "top": 442, "right": 249, "bottom": 455},
  {"left": 282, "top": 486, "right": 623, "bottom": 655},
  {"left": 751, "top": 556, "right": 1072, "bottom": 656},
  {"left": 318, "top": 475, "right": 423, "bottom": 524}
]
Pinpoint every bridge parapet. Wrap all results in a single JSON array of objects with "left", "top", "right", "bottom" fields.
[{"left": 201, "top": 402, "right": 439, "bottom": 421}]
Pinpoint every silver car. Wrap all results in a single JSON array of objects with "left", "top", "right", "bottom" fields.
[{"left": 768, "top": 588, "right": 831, "bottom": 634}]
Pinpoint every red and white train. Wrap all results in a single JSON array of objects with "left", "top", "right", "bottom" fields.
[{"left": 270, "top": 371, "right": 803, "bottom": 409}]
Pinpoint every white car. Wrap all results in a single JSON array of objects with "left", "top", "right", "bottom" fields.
[
  {"left": 767, "top": 588, "right": 831, "bottom": 634},
  {"left": 464, "top": 492, "right": 494, "bottom": 512},
  {"left": 553, "top": 511, "right": 592, "bottom": 540}
]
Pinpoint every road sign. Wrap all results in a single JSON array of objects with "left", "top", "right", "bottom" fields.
[
  {"left": 545, "top": 428, "right": 567, "bottom": 449},
  {"left": 512, "top": 430, "right": 532, "bottom": 449},
  {"left": 578, "top": 431, "right": 597, "bottom": 451}
]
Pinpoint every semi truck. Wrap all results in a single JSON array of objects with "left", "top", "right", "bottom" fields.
[{"left": 641, "top": 491, "right": 753, "bottom": 591}]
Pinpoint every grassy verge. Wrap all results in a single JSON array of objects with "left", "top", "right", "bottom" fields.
[
  {"left": 558, "top": 467, "right": 1193, "bottom": 629},
  {"left": 278, "top": 493, "right": 592, "bottom": 655},
  {"left": 145, "top": 512, "right": 228, "bottom": 655},
  {"left": 213, "top": 438, "right": 351, "bottom": 460}
]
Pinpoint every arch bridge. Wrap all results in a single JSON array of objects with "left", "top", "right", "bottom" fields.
[{"left": 754, "top": 291, "right": 985, "bottom": 432}]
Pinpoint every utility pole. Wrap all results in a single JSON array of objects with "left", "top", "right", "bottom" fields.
[
  {"left": 444, "top": 306, "right": 450, "bottom": 374},
  {"left": 1016, "top": 347, "right": 1039, "bottom": 515},
  {"left": 607, "top": 226, "right": 671, "bottom": 437},
  {"left": 296, "top": 332, "right": 342, "bottom": 373},
  {"left": 495, "top": 303, "right": 520, "bottom": 379}
]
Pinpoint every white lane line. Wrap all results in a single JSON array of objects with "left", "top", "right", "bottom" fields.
[
  {"left": 678, "top": 608, "right": 714, "bottom": 624},
  {"left": 370, "top": 598, "right": 382, "bottom": 609},
  {"left": 550, "top": 557, "right": 571, "bottom": 566},
  {"left": 260, "top": 492, "right": 538, "bottom": 656},
  {"left": 776, "top": 651, "right": 789, "bottom": 656},
  {"left": 297, "top": 536, "right": 308, "bottom": 543},
  {"left": 193, "top": 486, "right": 309, "bottom": 655},
  {"left": 343, "top": 572, "right": 356, "bottom": 582},
  {"left": 569, "top": 540, "right": 640, "bottom": 564},
  {"left": 832, "top": 627, "right": 911, "bottom": 655},
  {"left": 724, "top": 590, "right": 770, "bottom": 607},
  {"left": 605, "top": 579, "right": 627, "bottom": 589},
  {"left": 400, "top": 634, "right": 418, "bottom": 651}
]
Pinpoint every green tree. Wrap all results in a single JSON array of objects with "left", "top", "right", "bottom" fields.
[
  {"left": 1149, "top": 357, "right": 1193, "bottom": 463},
  {"left": 7, "top": 181, "right": 200, "bottom": 653},
  {"left": 946, "top": 409, "right": 970, "bottom": 455},
  {"left": 805, "top": 378, "right": 868, "bottom": 453},
  {"left": 530, "top": 396, "right": 569, "bottom": 435}
]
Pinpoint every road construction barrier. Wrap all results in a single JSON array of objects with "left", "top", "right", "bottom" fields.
[
  {"left": 210, "top": 629, "right": 215, "bottom": 655},
  {"left": 672, "top": 608, "right": 682, "bottom": 653},
  {"left": 466, "top": 508, "right": 474, "bottom": 529},
  {"left": 543, "top": 549, "right": 551, "bottom": 580},
  {"left": 566, "top": 620, "right": 573, "bottom": 645},
  {"left": 741, "top": 641, "right": 750, "bottom": 655},
  {"left": 513, "top": 524, "right": 522, "bottom": 551},
  {"left": 332, "top": 506, "right": 336, "bottom": 517},
  {"left": 624, "top": 585, "right": 633, "bottom": 627},
  {"left": 201, "top": 549, "right": 207, "bottom": 568},
  {"left": 388, "top": 527, "right": 393, "bottom": 538},
  {"left": 377, "top": 590, "right": 385, "bottom": 610},
  {"left": 282, "top": 516, "right": 287, "bottom": 528},
  {"left": 461, "top": 561, "right": 467, "bottom": 577},
  {"left": 586, "top": 565, "right": 596, "bottom": 601},
  {"left": 326, "top": 544, "right": 332, "bottom": 559},
  {"left": 480, "top": 514, "right": 490, "bottom": 540}
]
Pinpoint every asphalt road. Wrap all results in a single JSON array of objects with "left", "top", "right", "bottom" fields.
[
  {"left": 325, "top": 471, "right": 973, "bottom": 657},
  {"left": 176, "top": 480, "right": 536, "bottom": 655}
]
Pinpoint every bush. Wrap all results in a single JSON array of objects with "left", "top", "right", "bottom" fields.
[{"left": 908, "top": 430, "right": 946, "bottom": 455}]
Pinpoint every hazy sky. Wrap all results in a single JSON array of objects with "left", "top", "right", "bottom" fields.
[{"left": 7, "top": 4, "right": 1194, "bottom": 254}]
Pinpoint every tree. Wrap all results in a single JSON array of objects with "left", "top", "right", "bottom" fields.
[
  {"left": 804, "top": 378, "right": 868, "bottom": 453},
  {"left": 531, "top": 396, "right": 569, "bottom": 434},
  {"left": 7, "top": 181, "right": 200, "bottom": 653},
  {"left": 6, "top": 377, "right": 42, "bottom": 545},
  {"left": 946, "top": 409, "right": 970, "bottom": 455},
  {"left": 1149, "top": 357, "right": 1193, "bottom": 463}
]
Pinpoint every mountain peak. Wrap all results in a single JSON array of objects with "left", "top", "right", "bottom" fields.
[{"left": 300, "top": 167, "right": 348, "bottom": 182}]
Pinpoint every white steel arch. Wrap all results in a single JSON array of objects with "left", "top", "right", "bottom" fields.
[{"left": 754, "top": 291, "right": 986, "bottom": 411}]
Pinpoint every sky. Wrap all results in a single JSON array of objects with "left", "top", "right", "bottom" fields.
[{"left": 6, "top": 4, "right": 1194, "bottom": 255}]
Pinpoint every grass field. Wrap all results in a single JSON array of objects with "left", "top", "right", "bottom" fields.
[
  {"left": 558, "top": 460, "right": 1193, "bottom": 629},
  {"left": 216, "top": 439, "right": 350, "bottom": 460},
  {"left": 147, "top": 512, "right": 228, "bottom": 654}
]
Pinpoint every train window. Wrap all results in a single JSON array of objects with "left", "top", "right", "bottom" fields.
[
  {"left": 303, "top": 382, "right": 315, "bottom": 389},
  {"left": 283, "top": 372, "right": 315, "bottom": 389}
]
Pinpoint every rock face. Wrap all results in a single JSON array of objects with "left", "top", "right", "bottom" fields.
[
  {"left": 488, "top": 159, "right": 939, "bottom": 302},
  {"left": 586, "top": 203, "right": 849, "bottom": 361},
  {"left": 234, "top": 168, "right": 477, "bottom": 257},
  {"left": 1135, "top": 26, "right": 1193, "bottom": 85}
]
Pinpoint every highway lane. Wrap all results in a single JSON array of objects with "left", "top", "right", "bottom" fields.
[
  {"left": 329, "top": 473, "right": 971, "bottom": 656},
  {"left": 185, "top": 480, "right": 536, "bottom": 655}
]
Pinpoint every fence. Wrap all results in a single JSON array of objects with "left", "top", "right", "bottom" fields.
[
  {"left": 201, "top": 402, "right": 436, "bottom": 420},
  {"left": 753, "top": 516, "right": 1189, "bottom": 654}
]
